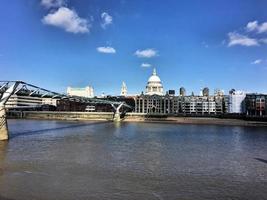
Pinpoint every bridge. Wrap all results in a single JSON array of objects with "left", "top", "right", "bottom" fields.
[{"left": 0, "top": 81, "right": 132, "bottom": 140}]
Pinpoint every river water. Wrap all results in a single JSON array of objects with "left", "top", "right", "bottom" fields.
[{"left": 0, "top": 119, "right": 267, "bottom": 200}]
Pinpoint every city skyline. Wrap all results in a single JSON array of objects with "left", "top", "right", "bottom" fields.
[{"left": 1, "top": 0, "right": 267, "bottom": 95}]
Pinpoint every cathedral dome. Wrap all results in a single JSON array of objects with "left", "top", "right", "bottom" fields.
[
  {"left": 148, "top": 68, "right": 161, "bottom": 83},
  {"left": 145, "top": 68, "right": 164, "bottom": 95}
]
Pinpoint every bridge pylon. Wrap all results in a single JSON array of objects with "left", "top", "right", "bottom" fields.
[
  {"left": 114, "top": 112, "right": 121, "bottom": 122},
  {"left": 111, "top": 103, "right": 124, "bottom": 122},
  {"left": 0, "top": 106, "right": 8, "bottom": 140},
  {"left": 0, "top": 82, "right": 20, "bottom": 140}
]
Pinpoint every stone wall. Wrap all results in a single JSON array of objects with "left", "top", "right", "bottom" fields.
[{"left": 8, "top": 111, "right": 114, "bottom": 121}]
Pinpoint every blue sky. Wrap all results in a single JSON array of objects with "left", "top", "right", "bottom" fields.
[{"left": 0, "top": 0, "right": 267, "bottom": 95}]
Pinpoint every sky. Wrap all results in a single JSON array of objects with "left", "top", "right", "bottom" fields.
[{"left": 0, "top": 0, "right": 267, "bottom": 95}]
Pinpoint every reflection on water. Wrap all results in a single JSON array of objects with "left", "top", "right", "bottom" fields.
[{"left": 0, "top": 119, "right": 267, "bottom": 200}]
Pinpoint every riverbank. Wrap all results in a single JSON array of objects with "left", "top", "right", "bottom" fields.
[
  {"left": 7, "top": 111, "right": 267, "bottom": 127},
  {"left": 7, "top": 111, "right": 114, "bottom": 121},
  {"left": 124, "top": 116, "right": 267, "bottom": 127}
]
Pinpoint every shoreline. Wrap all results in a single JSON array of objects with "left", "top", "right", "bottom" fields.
[
  {"left": 7, "top": 110, "right": 267, "bottom": 127},
  {"left": 123, "top": 117, "right": 267, "bottom": 127}
]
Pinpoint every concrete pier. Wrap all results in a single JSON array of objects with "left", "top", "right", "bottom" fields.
[
  {"left": 113, "top": 112, "right": 121, "bottom": 122},
  {"left": 0, "top": 106, "right": 8, "bottom": 141}
]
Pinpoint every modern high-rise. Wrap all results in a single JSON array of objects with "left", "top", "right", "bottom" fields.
[
  {"left": 179, "top": 87, "right": 186, "bottom": 96},
  {"left": 203, "top": 87, "right": 209, "bottom": 97}
]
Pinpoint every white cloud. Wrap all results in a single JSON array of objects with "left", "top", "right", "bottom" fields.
[
  {"left": 251, "top": 59, "right": 262, "bottom": 64},
  {"left": 228, "top": 32, "right": 259, "bottom": 47},
  {"left": 135, "top": 49, "right": 158, "bottom": 58},
  {"left": 246, "top": 21, "right": 258, "bottom": 32},
  {"left": 101, "top": 12, "right": 113, "bottom": 29},
  {"left": 227, "top": 21, "right": 267, "bottom": 48},
  {"left": 42, "top": 7, "right": 90, "bottom": 34},
  {"left": 141, "top": 63, "right": 151, "bottom": 67},
  {"left": 41, "top": 0, "right": 65, "bottom": 8},
  {"left": 246, "top": 21, "right": 267, "bottom": 33},
  {"left": 258, "top": 22, "right": 267, "bottom": 33},
  {"left": 97, "top": 46, "right": 116, "bottom": 54}
]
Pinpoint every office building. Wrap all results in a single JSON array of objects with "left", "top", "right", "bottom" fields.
[
  {"left": 228, "top": 90, "right": 246, "bottom": 113},
  {"left": 67, "top": 86, "right": 94, "bottom": 98}
]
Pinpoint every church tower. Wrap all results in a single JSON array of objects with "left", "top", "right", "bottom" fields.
[{"left": 120, "top": 81, "right": 127, "bottom": 96}]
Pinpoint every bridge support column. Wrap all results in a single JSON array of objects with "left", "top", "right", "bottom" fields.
[
  {"left": 111, "top": 103, "right": 124, "bottom": 122},
  {"left": 0, "top": 82, "right": 20, "bottom": 141},
  {"left": 0, "top": 106, "right": 8, "bottom": 141},
  {"left": 113, "top": 111, "right": 121, "bottom": 122}
]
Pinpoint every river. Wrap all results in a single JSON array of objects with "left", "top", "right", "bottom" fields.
[{"left": 0, "top": 119, "right": 267, "bottom": 200}]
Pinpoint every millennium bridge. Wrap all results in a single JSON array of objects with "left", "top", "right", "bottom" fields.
[{"left": 0, "top": 81, "right": 132, "bottom": 140}]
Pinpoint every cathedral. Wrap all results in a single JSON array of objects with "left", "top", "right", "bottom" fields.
[
  {"left": 145, "top": 68, "right": 164, "bottom": 95},
  {"left": 134, "top": 68, "right": 227, "bottom": 115},
  {"left": 134, "top": 68, "right": 175, "bottom": 114}
]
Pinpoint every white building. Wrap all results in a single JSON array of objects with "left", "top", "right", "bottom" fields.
[
  {"left": 182, "top": 96, "right": 222, "bottom": 114},
  {"left": 145, "top": 68, "right": 164, "bottom": 96},
  {"left": 67, "top": 86, "right": 94, "bottom": 98},
  {"left": 120, "top": 81, "right": 127, "bottom": 96},
  {"left": 5, "top": 95, "right": 59, "bottom": 109},
  {"left": 6, "top": 95, "right": 43, "bottom": 108},
  {"left": 228, "top": 90, "right": 246, "bottom": 113},
  {"left": 42, "top": 98, "right": 58, "bottom": 106}
]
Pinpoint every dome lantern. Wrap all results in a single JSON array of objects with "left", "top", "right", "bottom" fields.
[{"left": 153, "top": 68, "right": 156, "bottom": 76}]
